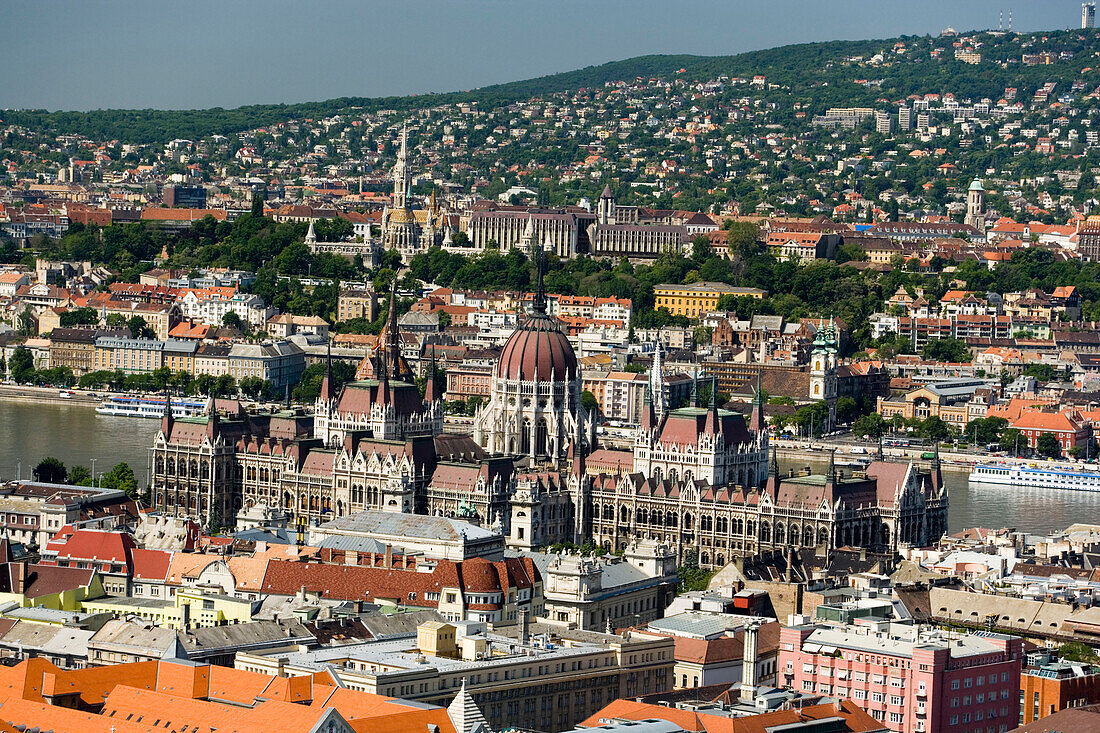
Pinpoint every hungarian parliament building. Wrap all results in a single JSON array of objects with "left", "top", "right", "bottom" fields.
[{"left": 149, "top": 276, "right": 948, "bottom": 567}]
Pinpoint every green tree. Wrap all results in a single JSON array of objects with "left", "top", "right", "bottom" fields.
[
  {"left": 33, "top": 457, "right": 67, "bottom": 484},
  {"left": 1058, "top": 642, "right": 1100, "bottom": 664},
  {"left": 966, "top": 416, "right": 1008, "bottom": 445},
  {"left": 8, "top": 347, "right": 35, "bottom": 384},
  {"left": 999, "top": 428, "right": 1024, "bottom": 455},
  {"left": 677, "top": 549, "right": 716, "bottom": 592},
  {"left": 126, "top": 315, "right": 155, "bottom": 339},
  {"left": 239, "top": 376, "right": 267, "bottom": 399},
  {"left": 59, "top": 307, "right": 99, "bottom": 328},
  {"left": 101, "top": 462, "right": 138, "bottom": 497},
  {"left": 221, "top": 311, "right": 245, "bottom": 332},
  {"left": 921, "top": 337, "right": 971, "bottom": 363},
  {"left": 581, "top": 390, "right": 599, "bottom": 416},
  {"left": 1036, "top": 433, "right": 1061, "bottom": 458},
  {"left": 917, "top": 415, "right": 951, "bottom": 443},
  {"left": 69, "top": 465, "right": 93, "bottom": 486},
  {"left": 151, "top": 366, "right": 172, "bottom": 392},
  {"left": 1022, "top": 363, "right": 1057, "bottom": 381},
  {"left": 853, "top": 413, "right": 887, "bottom": 439}
]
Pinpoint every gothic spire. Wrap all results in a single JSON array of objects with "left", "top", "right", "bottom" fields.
[
  {"left": 425, "top": 347, "right": 441, "bottom": 404},
  {"left": 386, "top": 281, "right": 400, "bottom": 369},
  {"left": 161, "top": 391, "right": 173, "bottom": 436},
  {"left": 641, "top": 384, "right": 657, "bottom": 431},
  {"left": 749, "top": 371, "right": 766, "bottom": 433},
  {"left": 769, "top": 446, "right": 779, "bottom": 478},
  {"left": 650, "top": 344, "right": 665, "bottom": 417},
  {"left": 532, "top": 244, "right": 547, "bottom": 315},
  {"left": 320, "top": 340, "right": 334, "bottom": 401}
]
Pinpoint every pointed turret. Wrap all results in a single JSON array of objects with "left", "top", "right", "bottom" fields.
[
  {"left": 206, "top": 397, "right": 219, "bottom": 441},
  {"left": 766, "top": 446, "right": 782, "bottom": 495},
  {"left": 532, "top": 241, "right": 547, "bottom": 316},
  {"left": 650, "top": 343, "right": 665, "bottom": 418},
  {"left": 704, "top": 376, "right": 719, "bottom": 435},
  {"left": 304, "top": 219, "right": 317, "bottom": 243},
  {"left": 641, "top": 384, "right": 657, "bottom": 431},
  {"left": 749, "top": 372, "right": 765, "bottom": 433},
  {"left": 424, "top": 349, "right": 441, "bottom": 404},
  {"left": 447, "top": 679, "right": 492, "bottom": 733},
  {"left": 161, "top": 392, "right": 173, "bottom": 436},
  {"left": 931, "top": 440, "right": 943, "bottom": 490},
  {"left": 826, "top": 448, "right": 837, "bottom": 486},
  {"left": 319, "top": 341, "right": 334, "bottom": 402}
]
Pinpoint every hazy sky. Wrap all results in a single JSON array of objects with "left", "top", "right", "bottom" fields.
[{"left": 0, "top": 1, "right": 1086, "bottom": 111}]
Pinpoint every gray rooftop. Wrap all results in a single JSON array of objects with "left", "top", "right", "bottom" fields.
[
  {"left": 314, "top": 510, "right": 499, "bottom": 544},
  {"left": 647, "top": 612, "right": 771, "bottom": 640}
]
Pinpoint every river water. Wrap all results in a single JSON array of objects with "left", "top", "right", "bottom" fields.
[
  {"left": 0, "top": 399, "right": 160, "bottom": 487},
  {"left": 1, "top": 399, "right": 1097, "bottom": 535}
]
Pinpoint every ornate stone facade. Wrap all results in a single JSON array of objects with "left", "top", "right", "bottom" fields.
[
  {"left": 380, "top": 125, "right": 446, "bottom": 262},
  {"left": 472, "top": 262, "right": 587, "bottom": 470}
]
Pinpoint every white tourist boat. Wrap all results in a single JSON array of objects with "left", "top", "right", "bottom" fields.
[
  {"left": 95, "top": 395, "right": 205, "bottom": 419},
  {"left": 969, "top": 461, "right": 1100, "bottom": 493}
]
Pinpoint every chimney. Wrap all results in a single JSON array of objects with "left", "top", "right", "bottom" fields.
[
  {"left": 518, "top": 607, "right": 530, "bottom": 645},
  {"left": 11, "top": 561, "right": 26, "bottom": 594},
  {"left": 739, "top": 621, "right": 760, "bottom": 703},
  {"left": 180, "top": 601, "right": 190, "bottom": 630},
  {"left": 385, "top": 543, "right": 393, "bottom": 568}
]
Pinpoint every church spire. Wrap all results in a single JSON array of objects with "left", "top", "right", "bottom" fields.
[
  {"left": 650, "top": 343, "right": 665, "bottom": 418},
  {"left": 749, "top": 371, "right": 765, "bottom": 433},
  {"left": 320, "top": 340, "right": 334, "bottom": 401},
  {"left": 161, "top": 391, "right": 173, "bottom": 436},
  {"left": 532, "top": 242, "right": 547, "bottom": 315},
  {"left": 425, "top": 348, "right": 441, "bottom": 404}
]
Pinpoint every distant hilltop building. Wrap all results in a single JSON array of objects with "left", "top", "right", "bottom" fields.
[
  {"left": 1085, "top": 2, "right": 1096, "bottom": 29},
  {"left": 965, "top": 178, "right": 986, "bottom": 234},
  {"left": 379, "top": 125, "right": 447, "bottom": 262}
]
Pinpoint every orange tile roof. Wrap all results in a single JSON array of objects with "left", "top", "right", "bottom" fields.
[
  {"left": 580, "top": 699, "right": 884, "bottom": 733},
  {"left": 0, "top": 659, "right": 458, "bottom": 733}
]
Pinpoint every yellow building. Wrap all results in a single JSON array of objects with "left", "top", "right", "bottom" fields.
[
  {"left": 82, "top": 590, "right": 257, "bottom": 629},
  {"left": 0, "top": 569, "right": 105, "bottom": 612},
  {"left": 653, "top": 282, "right": 766, "bottom": 319}
]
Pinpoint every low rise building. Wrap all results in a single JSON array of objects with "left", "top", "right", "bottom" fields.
[
  {"left": 779, "top": 620, "right": 1024, "bottom": 733},
  {"left": 1020, "top": 652, "right": 1100, "bottom": 725},
  {"left": 515, "top": 539, "right": 678, "bottom": 631},
  {"left": 238, "top": 618, "right": 674, "bottom": 733},
  {"left": 654, "top": 283, "right": 767, "bottom": 319}
]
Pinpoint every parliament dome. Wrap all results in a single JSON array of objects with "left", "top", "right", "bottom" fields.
[{"left": 497, "top": 310, "right": 578, "bottom": 382}]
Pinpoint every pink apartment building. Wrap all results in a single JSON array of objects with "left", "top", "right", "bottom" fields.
[{"left": 779, "top": 620, "right": 1024, "bottom": 733}]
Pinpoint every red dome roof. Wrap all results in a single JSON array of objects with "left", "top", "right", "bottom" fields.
[{"left": 497, "top": 312, "right": 578, "bottom": 382}]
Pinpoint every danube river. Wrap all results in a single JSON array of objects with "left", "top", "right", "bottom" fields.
[
  {"left": 1, "top": 399, "right": 1097, "bottom": 535},
  {"left": 0, "top": 399, "right": 160, "bottom": 486}
]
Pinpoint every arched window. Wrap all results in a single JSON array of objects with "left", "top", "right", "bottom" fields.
[
  {"left": 774, "top": 523, "right": 785, "bottom": 545},
  {"left": 760, "top": 522, "right": 771, "bottom": 543},
  {"left": 804, "top": 527, "right": 815, "bottom": 547}
]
